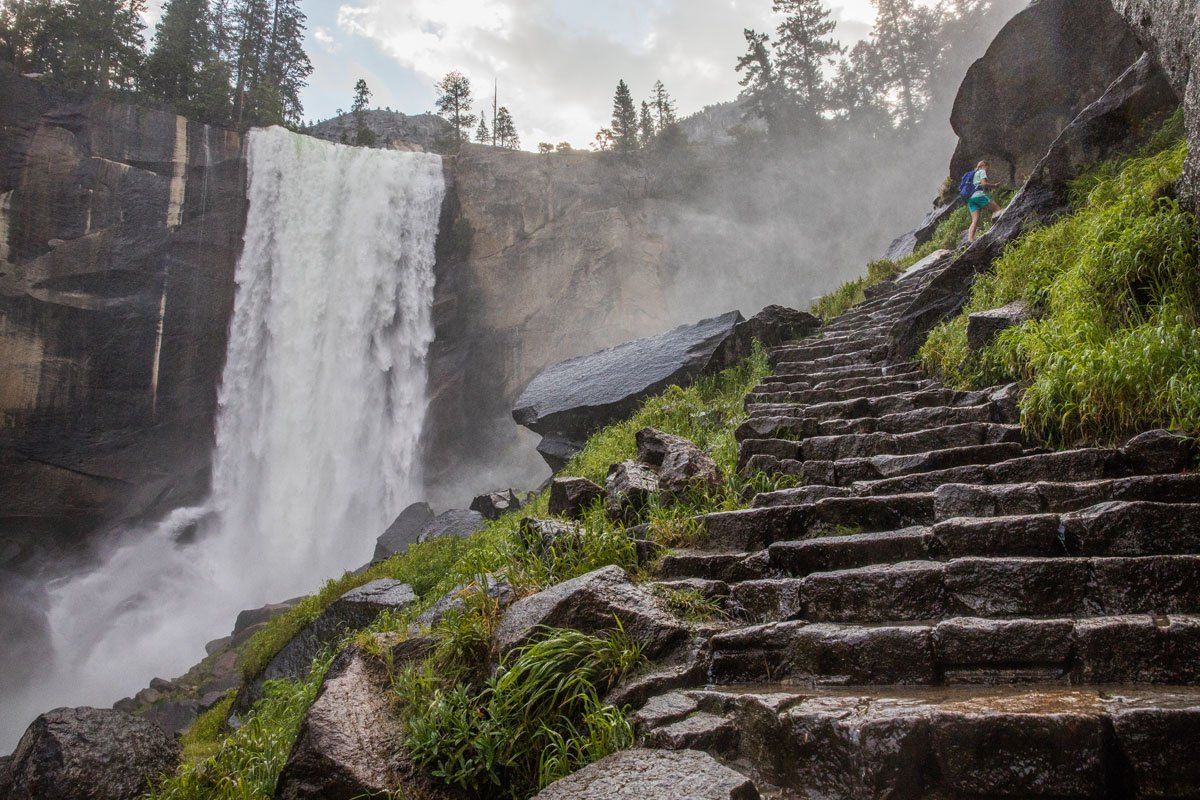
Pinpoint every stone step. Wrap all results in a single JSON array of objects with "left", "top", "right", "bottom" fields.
[
  {"left": 769, "top": 337, "right": 889, "bottom": 361},
  {"left": 774, "top": 346, "right": 888, "bottom": 371},
  {"left": 800, "top": 555, "right": 1200, "bottom": 623},
  {"left": 741, "top": 422, "right": 1023, "bottom": 465},
  {"left": 707, "top": 614, "right": 1200, "bottom": 687},
  {"left": 932, "top": 473, "right": 1200, "bottom": 519},
  {"left": 767, "top": 362, "right": 915, "bottom": 385},
  {"left": 651, "top": 549, "right": 771, "bottom": 583},
  {"left": 736, "top": 402, "right": 1005, "bottom": 442},
  {"left": 745, "top": 379, "right": 935, "bottom": 406},
  {"left": 634, "top": 685, "right": 1200, "bottom": 799},
  {"left": 748, "top": 442, "right": 1026, "bottom": 488},
  {"left": 748, "top": 388, "right": 987, "bottom": 423},
  {"left": 701, "top": 494, "right": 935, "bottom": 550}
]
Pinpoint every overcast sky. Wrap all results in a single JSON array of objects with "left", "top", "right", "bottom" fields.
[{"left": 148, "top": 0, "right": 883, "bottom": 147}]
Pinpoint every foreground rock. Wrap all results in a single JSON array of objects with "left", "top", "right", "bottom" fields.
[
  {"left": 512, "top": 312, "right": 746, "bottom": 469},
  {"left": 274, "top": 645, "right": 452, "bottom": 800},
  {"left": 4, "top": 707, "right": 179, "bottom": 800},
  {"left": 605, "top": 461, "right": 662, "bottom": 523},
  {"left": 469, "top": 489, "right": 522, "bottom": 520},
  {"left": 494, "top": 566, "right": 687, "bottom": 658},
  {"left": 418, "top": 510, "right": 487, "bottom": 543},
  {"left": 374, "top": 502, "right": 436, "bottom": 560},
  {"left": 233, "top": 579, "right": 417, "bottom": 715},
  {"left": 637, "top": 428, "right": 723, "bottom": 499},
  {"left": 549, "top": 477, "right": 605, "bottom": 519},
  {"left": 967, "top": 300, "right": 1032, "bottom": 350},
  {"left": 534, "top": 748, "right": 759, "bottom": 799}
]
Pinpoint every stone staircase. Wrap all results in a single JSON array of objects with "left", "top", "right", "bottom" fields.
[{"left": 631, "top": 263, "right": 1200, "bottom": 798}]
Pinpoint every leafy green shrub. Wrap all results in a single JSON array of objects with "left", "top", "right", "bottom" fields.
[
  {"left": 921, "top": 116, "right": 1198, "bottom": 444},
  {"left": 400, "top": 626, "right": 642, "bottom": 797},
  {"left": 148, "top": 654, "right": 333, "bottom": 800}
]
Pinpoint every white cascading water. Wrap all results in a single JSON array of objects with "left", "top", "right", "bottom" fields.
[{"left": 3, "top": 127, "right": 445, "bottom": 749}]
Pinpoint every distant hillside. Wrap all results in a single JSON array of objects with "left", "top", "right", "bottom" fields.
[
  {"left": 306, "top": 109, "right": 453, "bottom": 153},
  {"left": 678, "top": 98, "right": 766, "bottom": 146}
]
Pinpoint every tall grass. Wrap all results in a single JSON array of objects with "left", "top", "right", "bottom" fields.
[{"left": 921, "top": 114, "right": 1199, "bottom": 444}]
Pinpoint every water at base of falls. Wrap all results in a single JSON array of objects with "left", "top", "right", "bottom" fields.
[{"left": 1, "top": 127, "right": 445, "bottom": 750}]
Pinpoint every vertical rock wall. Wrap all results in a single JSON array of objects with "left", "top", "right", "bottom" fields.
[{"left": 0, "top": 65, "right": 246, "bottom": 570}]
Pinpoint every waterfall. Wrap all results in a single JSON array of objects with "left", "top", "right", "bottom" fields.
[{"left": 2, "top": 127, "right": 444, "bottom": 749}]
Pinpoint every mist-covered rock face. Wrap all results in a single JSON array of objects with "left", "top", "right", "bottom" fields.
[
  {"left": 948, "top": 0, "right": 1144, "bottom": 186},
  {"left": 0, "top": 64, "right": 245, "bottom": 572}
]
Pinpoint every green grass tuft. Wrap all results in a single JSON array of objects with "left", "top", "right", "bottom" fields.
[{"left": 921, "top": 114, "right": 1198, "bottom": 445}]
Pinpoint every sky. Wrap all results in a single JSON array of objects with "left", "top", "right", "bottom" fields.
[{"left": 148, "top": 0, "right": 882, "bottom": 147}]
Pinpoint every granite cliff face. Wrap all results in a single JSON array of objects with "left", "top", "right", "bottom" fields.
[{"left": 0, "top": 64, "right": 245, "bottom": 572}]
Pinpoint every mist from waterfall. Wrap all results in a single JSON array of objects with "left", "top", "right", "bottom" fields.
[{"left": 2, "top": 127, "right": 445, "bottom": 749}]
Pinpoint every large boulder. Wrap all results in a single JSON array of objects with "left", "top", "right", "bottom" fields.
[
  {"left": 418, "top": 509, "right": 487, "bottom": 543},
  {"left": 534, "top": 748, "right": 759, "bottom": 800},
  {"left": 948, "top": 0, "right": 1144, "bottom": 186},
  {"left": 891, "top": 53, "right": 1178, "bottom": 360},
  {"left": 374, "top": 502, "right": 436, "bottom": 561},
  {"left": 732, "top": 305, "right": 819, "bottom": 349},
  {"left": 967, "top": 300, "right": 1032, "bottom": 350},
  {"left": 4, "top": 707, "right": 179, "bottom": 800},
  {"left": 493, "top": 566, "right": 687, "bottom": 658},
  {"left": 605, "top": 461, "right": 662, "bottom": 523},
  {"left": 548, "top": 476, "right": 605, "bottom": 519},
  {"left": 232, "top": 579, "right": 417, "bottom": 716},
  {"left": 274, "top": 642, "right": 455, "bottom": 800},
  {"left": 469, "top": 489, "right": 522, "bottom": 521},
  {"left": 636, "top": 428, "right": 723, "bottom": 499},
  {"left": 1109, "top": 0, "right": 1200, "bottom": 210},
  {"left": 512, "top": 312, "right": 746, "bottom": 469}
]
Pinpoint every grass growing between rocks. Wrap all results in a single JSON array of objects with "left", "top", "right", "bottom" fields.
[
  {"left": 159, "top": 343, "right": 779, "bottom": 799},
  {"left": 920, "top": 115, "right": 1199, "bottom": 445},
  {"left": 147, "top": 655, "right": 333, "bottom": 800}
]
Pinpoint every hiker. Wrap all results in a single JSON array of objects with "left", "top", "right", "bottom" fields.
[{"left": 962, "top": 160, "right": 1003, "bottom": 242}]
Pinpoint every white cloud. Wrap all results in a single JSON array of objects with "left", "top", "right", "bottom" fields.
[
  {"left": 334, "top": 0, "right": 880, "bottom": 147},
  {"left": 313, "top": 27, "right": 342, "bottom": 53}
]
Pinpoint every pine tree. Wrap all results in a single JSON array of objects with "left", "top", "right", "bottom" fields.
[
  {"left": 56, "top": 0, "right": 147, "bottom": 92},
  {"left": 610, "top": 79, "right": 638, "bottom": 154},
  {"left": 772, "top": 0, "right": 843, "bottom": 128},
  {"left": 475, "top": 115, "right": 490, "bottom": 144},
  {"left": 351, "top": 78, "right": 375, "bottom": 145},
  {"left": 650, "top": 80, "right": 677, "bottom": 129},
  {"left": 143, "top": 0, "right": 230, "bottom": 122},
  {"left": 0, "top": 0, "right": 68, "bottom": 75},
  {"left": 735, "top": 29, "right": 790, "bottom": 141},
  {"left": 228, "top": 0, "right": 311, "bottom": 128},
  {"left": 638, "top": 100, "right": 655, "bottom": 147},
  {"left": 494, "top": 106, "right": 519, "bottom": 149},
  {"left": 435, "top": 70, "right": 477, "bottom": 143},
  {"left": 870, "top": 0, "right": 943, "bottom": 127}
]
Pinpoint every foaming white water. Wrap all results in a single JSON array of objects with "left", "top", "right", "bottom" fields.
[{"left": 2, "top": 127, "right": 444, "bottom": 749}]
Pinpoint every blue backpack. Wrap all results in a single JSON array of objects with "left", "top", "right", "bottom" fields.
[{"left": 958, "top": 170, "right": 977, "bottom": 200}]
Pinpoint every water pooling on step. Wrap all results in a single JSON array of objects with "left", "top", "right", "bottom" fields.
[{"left": 3, "top": 127, "right": 445, "bottom": 749}]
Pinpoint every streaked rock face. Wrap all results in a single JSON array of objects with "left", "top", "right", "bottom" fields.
[{"left": 0, "top": 64, "right": 246, "bottom": 569}]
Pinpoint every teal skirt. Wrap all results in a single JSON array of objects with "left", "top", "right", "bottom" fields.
[{"left": 968, "top": 193, "right": 992, "bottom": 213}]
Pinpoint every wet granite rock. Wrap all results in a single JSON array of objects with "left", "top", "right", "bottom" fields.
[
  {"left": 493, "top": 566, "right": 687, "bottom": 658},
  {"left": 605, "top": 460, "right": 661, "bottom": 523},
  {"left": 373, "top": 501, "right": 436, "bottom": 560},
  {"left": 4, "top": 707, "right": 179, "bottom": 800},
  {"left": 967, "top": 300, "right": 1031, "bottom": 350},
  {"left": 548, "top": 476, "right": 605, "bottom": 519},
  {"left": 415, "top": 575, "right": 515, "bottom": 629},
  {"left": 534, "top": 748, "right": 759, "bottom": 800},
  {"left": 519, "top": 517, "right": 583, "bottom": 557},
  {"left": 469, "top": 489, "right": 522, "bottom": 521},
  {"left": 418, "top": 509, "right": 487, "bottom": 543},
  {"left": 636, "top": 428, "right": 722, "bottom": 499},
  {"left": 233, "top": 579, "right": 417, "bottom": 716}
]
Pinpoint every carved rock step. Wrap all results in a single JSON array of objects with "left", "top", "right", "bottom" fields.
[
  {"left": 932, "top": 473, "right": 1200, "bottom": 519},
  {"left": 739, "top": 422, "right": 1022, "bottom": 465},
  {"left": 652, "top": 549, "right": 773, "bottom": 583},
  {"left": 736, "top": 403, "right": 1006, "bottom": 442},
  {"left": 634, "top": 685, "right": 1200, "bottom": 799},
  {"left": 798, "top": 555, "right": 1200, "bottom": 623},
  {"left": 700, "top": 494, "right": 935, "bottom": 550},
  {"left": 745, "top": 379, "right": 935, "bottom": 406},
  {"left": 758, "top": 369, "right": 926, "bottom": 393},
  {"left": 748, "top": 388, "right": 987, "bottom": 423},
  {"left": 708, "top": 614, "right": 1200, "bottom": 686},
  {"left": 765, "top": 362, "right": 917, "bottom": 385},
  {"left": 747, "top": 442, "right": 1025, "bottom": 488},
  {"left": 768, "top": 336, "right": 889, "bottom": 362},
  {"left": 774, "top": 347, "right": 888, "bottom": 371}
]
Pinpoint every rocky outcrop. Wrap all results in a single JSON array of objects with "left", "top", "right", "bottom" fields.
[
  {"left": 948, "top": 0, "right": 1144, "bottom": 186},
  {"left": 418, "top": 509, "right": 487, "bottom": 543},
  {"left": 306, "top": 109, "right": 453, "bottom": 153},
  {"left": 469, "top": 489, "right": 522, "bottom": 520},
  {"left": 512, "top": 312, "right": 745, "bottom": 469},
  {"left": 636, "top": 428, "right": 723, "bottom": 500},
  {"left": 548, "top": 477, "right": 605, "bottom": 519},
  {"left": 4, "top": 707, "right": 178, "bottom": 800},
  {"left": 891, "top": 52, "right": 1178, "bottom": 360},
  {"left": 967, "top": 300, "right": 1032, "bottom": 350},
  {"left": 233, "top": 579, "right": 416, "bottom": 716},
  {"left": 373, "top": 502, "right": 436, "bottom": 561},
  {"left": 0, "top": 64, "right": 246, "bottom": 568},
  {"left": 1109, "top": 0, "right": 1200, "bottom": 211},
  {"left": 534, "top": 748, "right": 759, "bottom": 799}
]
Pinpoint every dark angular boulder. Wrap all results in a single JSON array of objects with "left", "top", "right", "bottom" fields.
[
  {"left": 966, "top": 300, "right": 1032, "bottom": 350},
  {"left": 948, "top": 0, "right": 1144, "bottom": 186},
  {"left": 512, "top": 312, "right": 746, "bottom": 469},
  {"left": 493, "top": 566, "right": 687, "bottom": 658},
  {"left": 636, "top": 428, "right": 723, "bottom": 499},
  {"left": 548, "top": 476, "right": 605, "bottom": 519},
  {"left": 4, "top": 707, "right": 179, "bottom": 800},
  {"left": 519, "top": 517, "right": 583, "bottom": 557},
  {"left": 373, "top": 501, "right": 436, "bottom": 561},
  {"left": 233, "top": 579, "right": 417, "bottom": 716},
  {"left": 234, "top": 600, "right": 300, "bottom": 637},
  {"left": 469, "top": 489, "right": 522, "bottom": 521},
  {"left": 605, "top": 460, "right": 661, "bottom": 523},
  {"left": 1121, "top": 428, "right": 1197, "bottom": 473},
  {"left": 415, "top": 574, "right": 515, "bottom": 629},
  {"left": 733, "top": 305, "right": 819, "bottom": 349},
  {"left": 534, "top": 748, "right": 759, "bottom": 799},
  {"left": 418, "top": 509, "right": 487, "bottom": 543}
]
